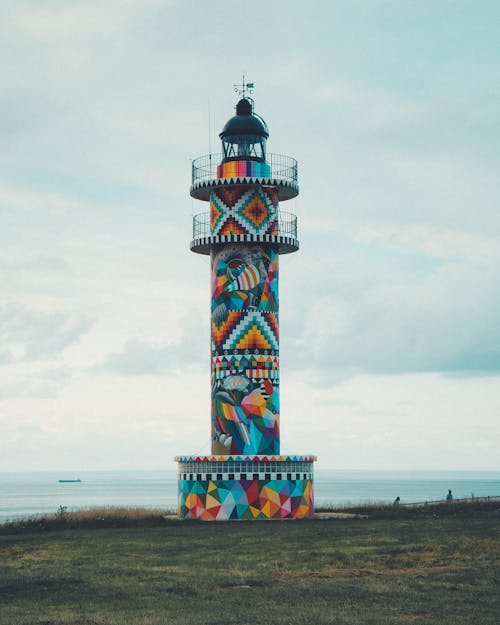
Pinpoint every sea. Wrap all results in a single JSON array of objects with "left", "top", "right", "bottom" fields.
[{"left": 1, "top": 469, "right": 499, "bottom": 522}]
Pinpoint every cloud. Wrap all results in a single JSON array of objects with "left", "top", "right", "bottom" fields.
[
  {"left": 279, "top": 222, "right": 500, "bottom": 377},
  {"left": 280, "top": 370, "right": 500, "bottom": 470},
  {"left": 92, "top": 312, "right": 207, "bottom": 376},
  {"left": 0, "top": 255, "right": 74, "bottom": 299},
  {"left": 0, "top": 1, "right": 499, "bottom": 471},
  {"left": 93, "top": 339, "right": 183, "bottom": 376},
  {"left": 0, "top": 365, "right": 72, "bottom": 400},
  {"left": 0, "top": 304, "right": 93, "bottom": 364}
]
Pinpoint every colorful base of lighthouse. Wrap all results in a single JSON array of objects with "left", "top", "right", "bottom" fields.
[
  {"left": 179, "top": 478, "right": 313, "bottom": 520},
  {"left": 176, "top": 456, "right": 315, "bottom": 520}
]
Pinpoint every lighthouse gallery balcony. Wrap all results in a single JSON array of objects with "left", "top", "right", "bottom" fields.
[
  {"left": 191, "top": 209, "right": 299, "bottom": 255},
  {"left": 190, "top": 152, "right": 299, "bottom": 255},
  {"left": 190, "top": 152, "right": 299, "bottom": 201}
]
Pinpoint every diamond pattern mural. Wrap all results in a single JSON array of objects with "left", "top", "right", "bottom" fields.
[{"left": 209, "top": 187, "right": 278, "bottom": 236}]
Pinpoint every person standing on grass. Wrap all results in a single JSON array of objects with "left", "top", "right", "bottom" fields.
[{"left": 446, "top": 489, "right": 453, "bottom": 501}]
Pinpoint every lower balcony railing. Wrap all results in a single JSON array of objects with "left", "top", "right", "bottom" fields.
[{"left": 192, "top": 210, "right": 297, "bottom": 240}]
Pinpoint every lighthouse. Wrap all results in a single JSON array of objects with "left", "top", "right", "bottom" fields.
[{"left": 175, "top": 84, "right": 316, "bottom": 520}]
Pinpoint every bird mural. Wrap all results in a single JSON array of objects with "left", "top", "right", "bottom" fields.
[
  {"left": 212, "top": 374, "right": 279, "bottom": 454},
  {"left": 211, "top": 245, "right": 275, "bottom": 325}
]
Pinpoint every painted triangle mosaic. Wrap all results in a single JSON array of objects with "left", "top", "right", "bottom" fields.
[{"left": 179, "top": 478, "right": 313, "bottom": 520}]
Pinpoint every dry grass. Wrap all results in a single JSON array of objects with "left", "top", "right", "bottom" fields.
[{"left": 0, "top": 506, "right": 173, "bottom": 533}]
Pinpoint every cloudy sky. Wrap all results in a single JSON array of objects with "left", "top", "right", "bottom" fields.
[{"left": 1, "top": 1, "right": 499, "bottom": 472}]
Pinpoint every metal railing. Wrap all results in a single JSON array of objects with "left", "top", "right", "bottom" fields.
[
  {"left": 192, "top": 153, "right": 298, "bottom": 185},
  {"left": 399, "top": 495, "right": 500, "bottom": 507},
  {"left": 192, "top": 210, "right": 297, "bottom": 240}
]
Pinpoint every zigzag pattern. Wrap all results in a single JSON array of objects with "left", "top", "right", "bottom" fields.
[
  {"left": 217, "top": 311, "right": 279, "bottom": 352},
  {"left": 211, "top": 311, "right": 244, "bottom": 350},
  {"left": 209, "top": 187, "right": 278, "bottom": 236},
  {"left": 191, "top": 176, "right": 299, "bottom": 203}
]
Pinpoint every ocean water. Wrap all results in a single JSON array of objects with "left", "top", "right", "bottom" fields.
[{"left": 0, "top": 469, "right": 499, "bottom": 522}]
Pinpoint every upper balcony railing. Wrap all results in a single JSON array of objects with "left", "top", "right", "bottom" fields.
[
  {"left": 192, "top": 152, "right": 298, "bottom": 185},
  {"left": 190, "top": 153, "right": 299, "bottom": 201}
]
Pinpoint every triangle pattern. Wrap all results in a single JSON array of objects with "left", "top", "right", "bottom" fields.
[{"left": 220, "top": 311, "right": 278, "bottom": 352}]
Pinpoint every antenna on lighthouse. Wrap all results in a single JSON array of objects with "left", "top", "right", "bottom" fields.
[
  {"left": 208, "top": 97, "right": 212, "bottom": 159},
  {"left": 233, "top": 73, "right": 254, "bottom": 99}
]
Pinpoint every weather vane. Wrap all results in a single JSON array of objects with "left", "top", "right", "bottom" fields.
[{"left": 234, "top": 73, "right": 254, "bottom": 98}]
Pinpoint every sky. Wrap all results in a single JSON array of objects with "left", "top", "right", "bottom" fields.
[{"left": 1, "top": 0, "right": 499, "bottom": 472}]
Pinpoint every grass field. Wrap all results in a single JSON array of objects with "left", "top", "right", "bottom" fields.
[{"left": 0, "top": 502, "right": 499, "bottom": 625}]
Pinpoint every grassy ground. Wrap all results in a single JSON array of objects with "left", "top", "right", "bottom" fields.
[{"left": 0, "top": 502, "right": 499, "bottom": 625}]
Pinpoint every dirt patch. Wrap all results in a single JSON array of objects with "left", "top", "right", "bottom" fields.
[
  {"left": 33, "top": 618, "right": 103, "bottom": 625},
  {"left": 279, "top": 565, "right": 465, "bottom": 579},
  {"left": 315, "top": 512, "right": 369, "bottom": 519},
  {"left": 217, "top": 579, "right": 266, "bottom": 591}
]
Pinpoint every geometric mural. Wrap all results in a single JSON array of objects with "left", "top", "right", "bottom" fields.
[
  {"left": 212, "top": 354, "right": 279, "bottom": 379},
  {"left": 212, "top": 244, "right": 278, "bottom": 318},
  {"left": 214, "top": 310, "right": 279, "bottom": 352},
  {"left": 211, "top": 243, "right": 280, "bottom": 455},
  {"left": 179, "top": 477, "right": 314, "bottom": 520},
  {"left": 210, "top": 187, "right": 279, "bottom": 237},
  {"left": 211, "top": 311, "right": 244, "bottom": 350},
  {"left": 212, "top": 374, "right": 279, "bottom": 454}
]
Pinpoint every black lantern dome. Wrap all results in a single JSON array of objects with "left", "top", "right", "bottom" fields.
[{"left": 219, "top": 98, "right": 269, "bottom": 162}]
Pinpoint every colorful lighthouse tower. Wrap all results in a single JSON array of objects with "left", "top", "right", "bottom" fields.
[{"left": 176, "top": 85, "right": 316, "bottom": 520}]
